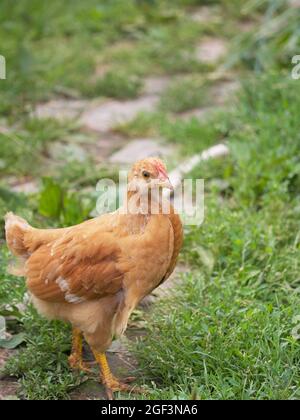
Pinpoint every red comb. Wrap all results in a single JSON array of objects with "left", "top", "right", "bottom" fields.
[{"left": 154, "top": 160, "right": 168, "bottom": 179}]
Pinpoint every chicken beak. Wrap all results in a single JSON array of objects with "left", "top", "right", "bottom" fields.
[{"left": 158, "top": 177, "right": 174, "bottom": 191}]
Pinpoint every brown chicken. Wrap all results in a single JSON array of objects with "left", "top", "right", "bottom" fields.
[{"left": 5, "top": 158, "right": 183, "bottom": 399}]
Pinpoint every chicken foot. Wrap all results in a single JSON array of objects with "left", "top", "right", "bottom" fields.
[
  {"left": 92, "top": 350, "right": 143, "bottom": 400},
  {"left": 68, "top": 328, "right": 94, "bottom": 373},
  {"left": 68, "top": 329, "right": 141, "bottom": 398}
]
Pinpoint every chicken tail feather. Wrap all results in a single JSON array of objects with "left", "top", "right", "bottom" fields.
[{"left": 5, "top": 212, "right": 32, "bottom": 258}]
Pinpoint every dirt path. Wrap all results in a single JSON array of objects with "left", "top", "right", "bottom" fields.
[{"left": 0, "top": 350, "right": 19, "bottom": 400}]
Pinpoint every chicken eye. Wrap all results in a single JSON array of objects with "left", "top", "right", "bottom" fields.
[{"left": 142, "top": 170, "right": 151, "bottom": 179}]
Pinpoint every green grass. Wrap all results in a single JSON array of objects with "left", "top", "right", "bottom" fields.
[
  {"left": 83, "top": 71, "right": 144, "bottom": 100},
  {"left": 226, "top": 0, "right": 300, "bottom": 71},
  {"left": 0, "top": 0, "right": 228, "bottom": 186},
  {"left": 159, "top": 76, "right": 210, "bottom": 113},
  {"left": 0, "top": 0, "right": 250, "bottom": 117},
  {"left": 0, "top": 118, "right": 76, "bottom": 177},
  {"left": 116, "top": 109, "right": 227, "bottom": 156},
  {"left": 132, "top": 74, "right": 300, "bottom": 400},
  {"left": 3, "top": 72, "right": 300, "bottom": 401},
  {"left": 5, "top": 315, "right": 81, "bottom": 400},
  {"left": 0, "top": 0, "right": 224, "bottom": 117}
]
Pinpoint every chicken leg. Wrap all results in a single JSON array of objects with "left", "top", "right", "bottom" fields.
[
  {"left": 92, "top": 350, "right": 140, "bottom": 400},
  {"left": 68, "top": 328, "right": 92, "bottom": 373}
]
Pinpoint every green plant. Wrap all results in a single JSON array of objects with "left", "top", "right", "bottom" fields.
[{"left": 38, "top": 178, "right": 94, "bottom": 226}]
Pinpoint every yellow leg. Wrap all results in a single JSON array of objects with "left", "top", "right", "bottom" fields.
[
  {"left": 92, "top": 350, "right": 141, "bottom": 400},
  {"left": 68, "top": 328, "right": 91, "bottom": 373}
]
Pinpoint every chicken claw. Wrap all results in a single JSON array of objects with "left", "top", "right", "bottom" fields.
[
  {"left": 68, "top": 354, "right": 94, "bottom": 374},
  {"left": 92, "top": 350, "right": 144, "bottom": 400},
  {"left": 104, "top": 377, "right": 144, "bottom": 400}
]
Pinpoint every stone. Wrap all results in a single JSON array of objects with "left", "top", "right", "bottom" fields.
[
  {"left": 0, "top": 349, "right": 19, "bottom": 400},
  {"left": 109, "top": 139, "right": 171, "bottom": 164},
  {"left": 0, "top": 124, "right": 10, "bottom": 135},
  {"left": 4, "top": 176, "right": 39, "bottom": 194},
  {"left": 10, "top": 180, "right": 39, "bottom": 194},
  {"left": 190, "top": 6, "right": 217, "bottom": 23},
  {"left": 34, "top": 99, "right": 87, "bottom": 121},
  {"left": 212, "top": 80, "right": 240, "bottom": 105},
  {"left": 107, "top": 338, "right": 128, "bottom": 354},
  {"left": 195, "top": 38, "right": 227, "bottom": 64},
  {"left": 289, "top": 0, "right": 300, "bottom": 7},
  {"left": 143, "top": 76, "right": 170, "bottom": 95},
  {"left": 0, "top": 349, "right": 12, "bottom": 371},
  {"left": 238, "top": 20, "right": 256, "bottom": 32},
  {"left": 48, "top": 142, "right": 88, "bottom": 163},
  {"left": 83, "top": 133, "right": 126, "bottom": 163},
  {"left": 0, "top": 380, "right": 19, "bottom": 401},
  {"left": 179, "top": 107, "right": 216, "bottom": 121},
  {"left": 81, "top": 96, "right": 159, "bottom": 132},
  {"left": 70, "top": 380, "right": 105, "bottom": 401}
]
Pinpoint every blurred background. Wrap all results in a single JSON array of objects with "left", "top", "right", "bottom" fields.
[
  {"left": 1, "top": 0, "right": 300, "bottom": 400},
  {"left": 0, "top": 0, "right": 299, "bottom": 228}
]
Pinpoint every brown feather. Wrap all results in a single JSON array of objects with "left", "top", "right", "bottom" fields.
[
  {"left": 161, "top": 206, "right": 183, "bottom": 281},
  {"left": 25, "top": 225, "right": 127, "bottom": 303}
]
